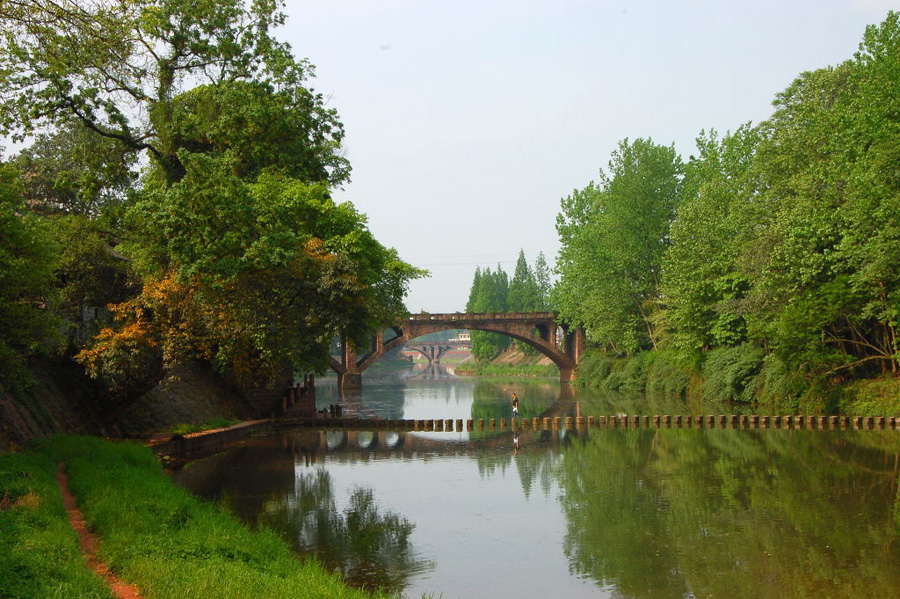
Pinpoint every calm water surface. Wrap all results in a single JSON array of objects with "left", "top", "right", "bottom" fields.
[{"left": 171, "top": 366, "right": 900, "bottom": 599}]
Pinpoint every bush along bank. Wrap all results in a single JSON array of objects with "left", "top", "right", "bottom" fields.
[
  {"left": 575, "top": 346, "right": 900, "bottom": 416},
  {"left": 0, "top": 436, "right": 394, "bottom": 599},
  {"left": 454, "top": 347, "right": 559, "bottom": 379},
  {"left": 455, "top": 362, "right": 559, "bottom": 378}
]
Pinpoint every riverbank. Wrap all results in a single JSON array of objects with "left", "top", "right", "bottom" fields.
[
  {"left": 0, "top": 436, "right": 394, "bottom": 599},
  {"left": 576, "top": 348, "right": 900, "bottom": 416},
  {"left": 454, "top": 347, "right": 558, "bottom": 378}
]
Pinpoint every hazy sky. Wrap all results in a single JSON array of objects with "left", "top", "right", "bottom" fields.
[{"left": 279, "top": 1, "right": 894, "bottom": 313}]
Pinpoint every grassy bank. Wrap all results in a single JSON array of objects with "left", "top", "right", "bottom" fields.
[
  {"left": 1, "top": 436, "right": 396, "bottom": 599},
  {"left": 575, "top": 348, "right": 900, "bottom": 415},
  {"left": 455, "top": 348, "right": 558, "bottom": 379},
  {"left": 455, "top": 362, "right": 559, "bottom": 378},
  {"left": 0, "top": 444, "right": 113, "bottom": 598}
]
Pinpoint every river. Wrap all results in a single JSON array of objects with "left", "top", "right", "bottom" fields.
[{"left": 171, "top": 365, "right": 900, "bottom": 599}]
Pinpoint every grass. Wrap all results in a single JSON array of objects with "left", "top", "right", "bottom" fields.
[
  {"left": 456, "top": 362, "right": 559, "bottom": 378},
  {"left": 2, "top": 436, "right": 398, "bottom": 599},
  {"left": 163, "top": 418, "right": 241, "bottom": 435},
  {"left": 0, "top": 446, "right": 113, "bottom": 599}
]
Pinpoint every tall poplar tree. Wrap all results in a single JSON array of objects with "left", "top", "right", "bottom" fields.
[{"left": 555, "top": 138, "right": 683, "bottom": 354}]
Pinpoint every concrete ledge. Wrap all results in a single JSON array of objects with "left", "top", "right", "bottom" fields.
[{"left": 148, "top": 419, "right": 273, "bottom": 460}]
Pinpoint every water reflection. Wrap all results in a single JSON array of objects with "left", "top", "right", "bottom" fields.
[
  {"left": 172, "top": 372, "right": 900, "bottom": 599},
  {"left": 261, "top": 469, "right": 432, "bottom": 593},
  {"left": 557, "top": 429, "right": 900, "bottom": 599}
]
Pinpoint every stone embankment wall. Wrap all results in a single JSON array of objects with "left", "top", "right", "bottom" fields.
[
  {"left": 0, "top": 359, "right": 294, "bottom": 449},
  {"left": 0, "top": 360, "right": 107, "bottom": 450}
]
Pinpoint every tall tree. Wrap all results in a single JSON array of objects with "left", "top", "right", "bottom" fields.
[
  {"left": 0, "top": 163, "right": 60, "bottom": 392},
  {"left": 555, "top": 138, "right": 683, "bottom": 354},
  {"left": 465, "top": 265, "right": 510, "bottom": 361},
  {"left": 0, "top": 1, "right": 424, "bottom": 399},
  {"left": 745, "top": 13, "right": 900, "bottom": 376},
  {"left": 508, "top": 249, "right": 540, "bottom": 312},
  {"left": 661, "top": 125, "right": 762, "bottom": 352},
  {"left": 533, "top": 251, "right": 552, "bottom": 311},
  {"left": 0, "top": 0, "right": 349, "bottom": 188}
]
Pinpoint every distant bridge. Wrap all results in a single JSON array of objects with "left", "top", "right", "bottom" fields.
[
  {"left": 328, "top": 312, "right": 584, "bottom": 392},
  {"left": 403, "top": 338, "right": 469, "bottom": 364}
]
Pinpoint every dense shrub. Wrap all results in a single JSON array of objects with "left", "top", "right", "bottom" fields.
[
  {"left": 701, "top": 345, "right": 765, "bottom": 403},
  {"left": 643, "top": 350, "right": 691, "bottom": 400}
]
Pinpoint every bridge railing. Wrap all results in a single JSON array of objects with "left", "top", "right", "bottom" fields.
[{"left": 405, "top": 312, "right": 557, "bottom": 322}]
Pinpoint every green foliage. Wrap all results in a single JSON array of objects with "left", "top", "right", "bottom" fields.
[
  {"left": 604, "top": 353, "right": 647, "bottom": 396},
  {"left": 11, "top": 119, "right": 136, "bottom": 219},
  {"left": 466, "top": 362, "right": 559, "bottom": 378},
  {"left": 81, "top": 169, "right": 424, "bottom": 388},
  {"left": 0, "top": 448, "right": 113, "bottom": 598},
  {"left": 642, "top": 350, "right": 691, "bottom": 400},
  {"left": 0, "top": 1, "right": 425, "bottom": 399},
  {"left": 164, "top": 419, "right": 240, "bottom": 435},
  {"left": 555, "top": 138, "right": 683, "bottom": 354},
  {"left": 52, "top": 216, "right": 135, "bottom": 349},
  {"left": 662, "top": 125, "right": 760, "bottom": 351},
  {"left": 507, "top": 249, "right": 540, "bottom": 312},
  {"left": 465, "top": 265, "right": 510, "bottom": 361},
  {"left": 573, "top": 351, "right": 617, "bottom": 387},
  {"left": 0, "top": 164, "right": 62, "bottom": 392},
  {"left": 23, "top": 435, "right": 389, "bottom": 599},
  {"left": 554, "top": 12, "right": 900, "bottom": 405},
  {"left": 835, "top": 377, "right": 900, "bottom": 416},
  {"left": 0, "top": 0, "right": 349, "bottom": 189},
  {"left": 701, "top": 345, "right": 766, "bottom": 403}
]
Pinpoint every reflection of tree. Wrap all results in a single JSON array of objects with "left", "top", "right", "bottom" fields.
[
  {"left": 556, "top": 430, "right": 900, "bottom": 599},
  {"left": 469, "top": 380, "right": 558, "bottom": 440},
  {"left": 258, "top": 469, "right": 433, "bottom": 594}
]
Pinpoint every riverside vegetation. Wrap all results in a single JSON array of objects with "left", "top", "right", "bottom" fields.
[
  {"left": 0, "top": 0, "right": 424, "bottom": 422},
  {"left": 0, "top": 435, "right": 396, "bottom": 599},
  {"left": 465, "top": 13, "right": 900, "bottom": 416}
]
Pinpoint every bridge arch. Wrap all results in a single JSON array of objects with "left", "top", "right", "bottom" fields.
[{"left": 329, "top": 313, "right": 584, "bottom": 392}]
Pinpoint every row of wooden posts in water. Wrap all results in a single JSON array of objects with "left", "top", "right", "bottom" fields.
[{"left": 293, "top": 414, "right": 900, "bottom": 432}]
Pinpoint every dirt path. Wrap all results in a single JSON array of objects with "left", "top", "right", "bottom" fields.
[{"left": 56, "top": 463, "right": 143, "bottom": 599}]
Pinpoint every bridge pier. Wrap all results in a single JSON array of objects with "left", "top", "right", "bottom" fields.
[
  {"left": 338, "top": 372, "right": 362, "bottom": 395},
  {"left": 559, "top": 366, "right": 575, "bottom": 385}
]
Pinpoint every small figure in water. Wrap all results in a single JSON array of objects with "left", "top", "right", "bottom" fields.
[{"left": 511, "top": 393, "right": 519, "bottom": 418}]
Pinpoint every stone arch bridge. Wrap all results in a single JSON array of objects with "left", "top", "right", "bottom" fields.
[{"left": 329, "top": 312, "right": 585, "bottom": 392}]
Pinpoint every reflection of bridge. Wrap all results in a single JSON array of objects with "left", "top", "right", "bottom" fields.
[{"left": 329, "top": 312, "right": 585, "bottom": 392}]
